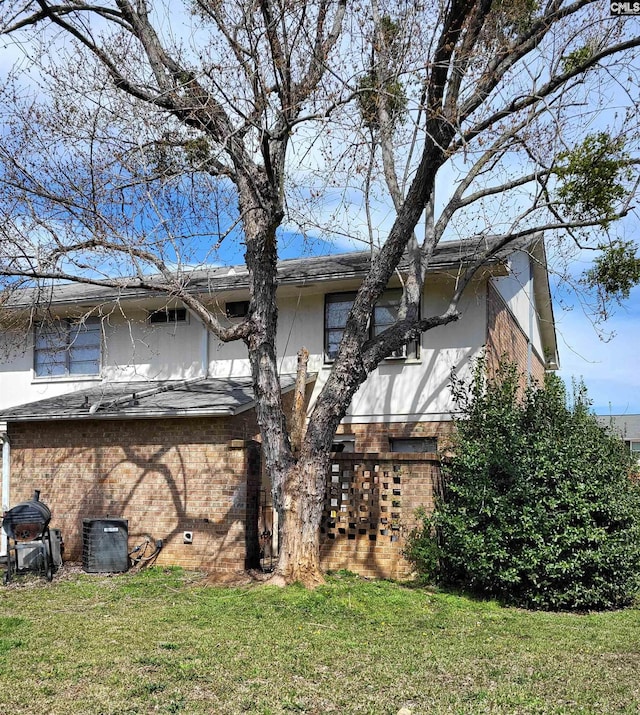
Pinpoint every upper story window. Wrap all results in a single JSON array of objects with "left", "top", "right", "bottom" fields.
[
  {"left": 225, "top": 301, "right": 250, "bottom": 319},
  {"left": 325, "top": 292, "right": 357, "bottom": 362},
  {"left": 34, "top": 318, "right": 101, "bottom": 377},
  {"left": 324, "top": 289, "right": 419, "bottom": 362},
  {"left": 148, "top": 307, "right": 187, "bottom": 324}
]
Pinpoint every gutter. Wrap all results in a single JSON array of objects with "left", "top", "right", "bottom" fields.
[
  {"left": 528, "top": 264, "right": 534, "bottom": 384},
  {"left": 0, "top": 421, "right": 9, "bottom": 556},
  {"left": 7, "top": 239, "right": 512, "bottom": 310}
]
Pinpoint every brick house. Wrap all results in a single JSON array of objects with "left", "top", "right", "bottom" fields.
[{"left": 0, "top": 237, "right": 558, "bottom": 579}]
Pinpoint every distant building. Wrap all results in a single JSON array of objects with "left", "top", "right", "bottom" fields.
[{"left": 597, "top": 414, "right": 640, "bottom": 464}]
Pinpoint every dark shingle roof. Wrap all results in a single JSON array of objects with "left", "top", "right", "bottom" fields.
[
  {"left": 6, "top": 237, "right": 514, "bottom": 309},
  {"left": 0, "top": 375, "right": 309, "bottom": 422}
]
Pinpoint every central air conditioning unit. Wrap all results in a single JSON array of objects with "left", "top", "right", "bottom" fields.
[{"left": 82, "top": 518, "right": 129, "bottom": 573}]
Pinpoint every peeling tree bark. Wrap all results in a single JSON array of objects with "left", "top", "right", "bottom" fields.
[{"left": 290, "top": 347, "right": 309, "bottom": 455}]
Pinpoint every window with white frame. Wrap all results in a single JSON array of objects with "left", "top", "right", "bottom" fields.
[
  {"left": 148, "top": 307, "right": 188, "bottom": 324},
  {"left": 324, "top": 289, "right": 419, "bottom": 362},
  {"left": 626, "top": 440, "right": 640, "bottom": 463},
  {"left": 34, "top": 318, "right": 102, "bottom": 377}
]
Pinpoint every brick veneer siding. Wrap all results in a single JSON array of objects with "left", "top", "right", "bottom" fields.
[
  {"left": 486, "top": 281, "right": 546, "bottom": 386},
  {"left": 7, "top": 414, "right": 261, "bottom": 577},
  {"left": 5, "top": 399, "right": 447, "bottom": 580},
  {"left": 319, "top": 452, "right": 440, "bottom": 579}
]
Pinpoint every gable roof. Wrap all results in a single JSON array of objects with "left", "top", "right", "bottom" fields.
[
  {"left": 0, "top": 375, "right": 311, "bottom": 422},
  {"left": 6, "top": 236, "right": 518, "bottom": 309}
]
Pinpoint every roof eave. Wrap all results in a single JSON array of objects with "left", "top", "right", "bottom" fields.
[
  {"left": 530, "top": 238, "right": 560, "bottom": 370},
  {"left": 5, "top": 239, "right": 510, "bottom": 310}
]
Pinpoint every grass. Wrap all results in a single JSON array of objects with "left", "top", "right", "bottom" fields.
[{"left": 1, "top": 568, "right": 639, "bottom": 714}]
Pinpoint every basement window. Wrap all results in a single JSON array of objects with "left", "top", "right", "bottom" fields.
[
  {"left": 148, "top": 308, "right": 188, "bottom": 324},
  {"left": 331, "top": 435, "right": 356, "bottom": 453}
]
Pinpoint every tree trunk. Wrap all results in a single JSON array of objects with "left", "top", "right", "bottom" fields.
[
  {"left": 234, "top": 168, "right": 323, "bottom": 585},
  {"left": 274, "top": 453, "right": 329, "bottom": 587}
]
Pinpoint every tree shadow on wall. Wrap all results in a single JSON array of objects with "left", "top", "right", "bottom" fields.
[{"left": 25, "top": 419, "right": 261, "bottom": 573}]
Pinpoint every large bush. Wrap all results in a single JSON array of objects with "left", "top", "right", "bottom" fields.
[{"left": 406, "top": 363, "right": 640, "bottom": 610}]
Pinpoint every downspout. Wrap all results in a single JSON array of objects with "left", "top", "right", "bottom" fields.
[
  {"left": 527, "top": 261, "right": 534, "bottom": 385},
  {"left": 201, "top": 318, "right": 210, "bottom": 378},
  {"left": 0, "top": 421, "right": 10, "bottom": 556}
]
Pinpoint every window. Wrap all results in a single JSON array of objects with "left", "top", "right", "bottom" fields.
[
  {"left": 325, "top": 292, "right": 357, "bottom": 361},
  {"left": 324, "top": 289, "right": 419, "bottom": 362},
  {"left": 390, "top": 437, "right": 437, "bottom": 453},
  {"left": 225, "top": 301, "right": 250, "bottom": 319},
  {"left": 148, "top": 307, "right": 187, "bottom": 324},
  {"left": 34, "top": 318, "right": 101, "bottom": 377},
  {"left": 331, "top": 435, "right": 356, "bottom": 453},
  {"left": 626, "top": 441, "right": 640, "bottom": 463},
  {"left": 373, "top": 291, "right": 407, "bottom": 359}
]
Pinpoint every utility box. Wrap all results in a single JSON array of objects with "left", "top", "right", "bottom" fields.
[
  {"left": 82, "top": 518, "right": 129, "bottom": 573},
  {"left": 13, "top": 529, "right": 62, "bottom": 570}
]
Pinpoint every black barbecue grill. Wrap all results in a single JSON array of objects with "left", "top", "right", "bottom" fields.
[{"left": 2, "top": 490, "right": 61, "bottom": 584}]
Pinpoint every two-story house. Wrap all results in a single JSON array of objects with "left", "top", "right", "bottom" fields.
[{"left": 0, "top": 236, "right": 558, "bottom": 579}]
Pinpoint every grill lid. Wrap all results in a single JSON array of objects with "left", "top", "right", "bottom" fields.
[{"left": 2, "top": 490, "right": 52, "bottom": 541}]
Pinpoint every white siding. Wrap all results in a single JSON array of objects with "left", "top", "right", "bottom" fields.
[
  {"left": 102, "top": 308, "right": 204, "bottom": 381},
  {"left": 0, "top": 329, "right": 101, "bottom": 410},
  {"left": 312, "top": 278, "right": 487, "bottom": 423},
  {"left": 0, "top": 274, "right": 488, "bottom": 420}
]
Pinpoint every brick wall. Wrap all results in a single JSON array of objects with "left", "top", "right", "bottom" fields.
[
  {"left": 5, "top": 390, "right": 447, "bottom": 581},
  {"left": 319, "top": 452, "right": 440, "bottom": 579},
  {"left": 334, "top": 420, "right": 454, "bottom": 453},
  {"left": 486, "top": 281, "right": 546, "bottom": 386},
  {"left": 6, "top": 417, "right": 443, "bottom": 581},
  {"left": 7, "top": 413, "right": 261, "bottom": 578}
]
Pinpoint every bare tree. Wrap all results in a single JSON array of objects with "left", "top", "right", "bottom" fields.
[{"left": 0, "top": 0, "right": 639, "bottom": 584}]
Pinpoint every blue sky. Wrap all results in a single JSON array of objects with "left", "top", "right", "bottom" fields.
[
  {"left": 554, "top": 283, "right": 640, "bottom": 416},
  {"left": 546, "top": 206, "right": 640, "bottom": 416}
]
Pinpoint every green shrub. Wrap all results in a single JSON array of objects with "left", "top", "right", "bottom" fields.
[
  {"left": 407, "top": 361, "right": 640, "bottom": 610},
  {"left": 403, "top": 507, "right": 440, "bottom": 582}
]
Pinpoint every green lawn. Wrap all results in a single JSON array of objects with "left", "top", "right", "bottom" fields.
[{"left": 0, "top": 568, "right": 638, "bottom": 714}]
